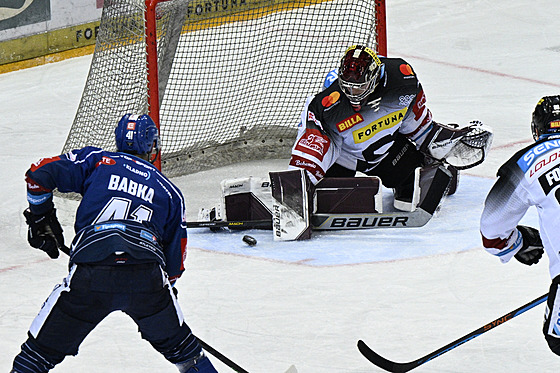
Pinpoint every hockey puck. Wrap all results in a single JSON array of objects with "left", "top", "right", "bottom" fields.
[{"left": 242, "top": 235, "right": 257, "bottom": 246}]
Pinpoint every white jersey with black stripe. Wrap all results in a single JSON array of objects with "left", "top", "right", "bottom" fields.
[{"left": 480, "top": 136, "right": 560, "bottom": 279}]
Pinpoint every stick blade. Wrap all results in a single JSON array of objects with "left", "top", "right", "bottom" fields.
[{"left": 357, "top": 340, "right": 415, "bottom": 373}]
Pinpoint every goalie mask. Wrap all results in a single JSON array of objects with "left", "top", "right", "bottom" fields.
[
  {"left": 531, "top": 95, "right": 560, "bottom": 141},
  {"left": 338, "top": 45, "right": 384, "bottom": 110},
  {"left": 115, "top": 114, "right": 160, "bottom": 156}
]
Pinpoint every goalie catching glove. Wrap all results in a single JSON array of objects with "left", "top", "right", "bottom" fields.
[
  {"left": 514, "top": 225, "right": 544, "bottom": 266},
  {"left": 23, "top": 208, "right": 66, "bottom": 259},
  {"left": 421, "top": 120, "right": 493, "bottom": 170}
]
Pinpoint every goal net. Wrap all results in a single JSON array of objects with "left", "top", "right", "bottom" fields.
[{"left": 62, "top": 0, "right": 386, "bottom": 177}]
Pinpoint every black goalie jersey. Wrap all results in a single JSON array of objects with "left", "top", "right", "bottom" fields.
[{"left": 289, "top": 57, "right": 433, "bottom": 184}]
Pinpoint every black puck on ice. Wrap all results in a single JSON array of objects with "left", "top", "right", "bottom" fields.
[{"left": 242, "top": 235, "right": 257, "bottom": 246}]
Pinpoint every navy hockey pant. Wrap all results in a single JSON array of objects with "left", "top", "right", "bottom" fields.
[{"left": 12, "top": 262, "right": 202, "bottom": 373}]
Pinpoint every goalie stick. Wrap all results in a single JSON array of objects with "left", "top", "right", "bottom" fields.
[
  {"left": 186, "top": 219, "right": 272, "bottom": 229},
  {"left": 311, "top": 208, "right": 432, "bottom": 230},
  {"left": 357, "top": 293, "right": 548, "bottom": 372},
  {"left": 188, "top": 207, "right": 433, "bottom": 232}
]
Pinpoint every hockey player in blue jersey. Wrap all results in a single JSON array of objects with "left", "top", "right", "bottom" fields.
[{"left": 11, "top": 114, "right": 218, "bottom": 373}]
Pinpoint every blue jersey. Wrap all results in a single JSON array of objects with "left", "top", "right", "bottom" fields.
[{"left": 25, "top": 147, "right": 187, "bottom": 281}]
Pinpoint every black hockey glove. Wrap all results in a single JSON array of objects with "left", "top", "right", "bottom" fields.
[
  {"left": 23, "top": 208, "right": 65, "bottom": 259},
  {"left": 514, "top": 225, "right": 544, "bottom": 266}
]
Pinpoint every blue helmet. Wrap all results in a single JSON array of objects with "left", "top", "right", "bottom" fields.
[{"left": 115, "top": 114, "right": 160, "bottom": 155}]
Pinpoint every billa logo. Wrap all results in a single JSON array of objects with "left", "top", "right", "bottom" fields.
[
  {"left": 551, "top": 120, "right": 560, "bottom": 128},
  {"left": 336, "top": 113, "right": 364, "bottom": 132},
  {"left": 322, "top": 92, "right": 340, "bottom": 108}
]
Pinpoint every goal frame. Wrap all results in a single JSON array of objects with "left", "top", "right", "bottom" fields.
[
  {"left": 65, "top": 0, "right": 388, "bottom": 176},
  {"left": 143, "top": 0, "right": 387, "bottom": 171}
]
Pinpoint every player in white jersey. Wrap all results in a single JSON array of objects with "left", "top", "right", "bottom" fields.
[
  {"left": 289, "top": 45, "right": 492, "bottom": 211},
  {"left": 480, "top": 95, "right": 560, "bottom": 356}
]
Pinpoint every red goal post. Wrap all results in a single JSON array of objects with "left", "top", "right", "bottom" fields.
[{"left": 63, "top": 0, "right": 387, "bottom": 176}]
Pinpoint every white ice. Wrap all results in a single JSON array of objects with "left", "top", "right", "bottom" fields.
[{"left": 2, "top": 0, "right": 560, "bottom": 372}]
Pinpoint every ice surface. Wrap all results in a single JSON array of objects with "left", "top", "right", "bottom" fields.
[{"left": 2, "top": 0, "right": 560, "bottom": 372}]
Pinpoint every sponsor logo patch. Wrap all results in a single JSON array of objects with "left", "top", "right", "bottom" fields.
[
  {"left": 400, "top": 64, "right": 414, "bottom": 76},
  {"left": 322, "top": 92, "right": 340, "bottom": 108},
  {"left": 307, "top": 111, "right": 322, "bottom": 128},
  {"left": 295, "top": 129, "right": 330, "bottom": 160},
  {"left": 289, "top": 155, "right": 325, "bottom": 180},
  {"left": 399, "top": 94, "right": 415, "bottom": 107},
  {"left": 525, "top": 148, "right": 560, "bottom": 182},
  {"left": 517, "top": 139, "right": 560, "bottom": 172},
  {"left": 336, "top": 113, "right": 364, "bottom": 132},
  {"left": 96, "top": 156, "right": 117, "bottom": 167},
  {"left": 352, "top": 108, "right": 408, "bottom": 143},
  {"left": 124, "top": 163, "right": 151, "bottom": 179},
  {"left": 140, "top": 230, "right": 157, "bottom": 242},
  {"left": 94, "top": 223, "right": 126, "bottom": 232},
  {"left": 27, "top": 192, "right": 53, "bottom": 205}
]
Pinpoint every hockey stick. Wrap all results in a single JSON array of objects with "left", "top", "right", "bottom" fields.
[
  {"left": 311, "top": 208, "right": 433, "bottom": 231},
  {"left": 357, "top": 293, "right": 548, "bottom": 372},
  {"left": 187, "top": 208, "right": 432, "bottom": 232},
  {"left": 198, "top": 337, "right": 298, "bottom": 373},
  {"left": 186, "top": 219, "right": 272, "bottom": 229},
  {"left": 197, "top": 337, "right": 250, "bottom": 373}
]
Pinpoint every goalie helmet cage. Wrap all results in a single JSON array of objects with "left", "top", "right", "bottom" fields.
[{"left": 62, "top": 0, "right": 387, "bottom": 177}]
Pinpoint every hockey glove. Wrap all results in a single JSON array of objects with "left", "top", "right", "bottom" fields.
[
  {"left": 514, "top": 225, "right": 544, "bottom": 266},
  {"left": 23, "top": 208, "right": 65, "bottom": 259},
  {"left": 422, "top": 121, "right": 493, "bottom": 170}
]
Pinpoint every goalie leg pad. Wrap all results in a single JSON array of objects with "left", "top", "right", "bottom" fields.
[
  {"left": 269, "top": 170, "right": 313, "bottom": 241},
  {"left": 445, "top": 164, "right": 459, "bottom": 196},
  {"left": 393, "top": 167, "right": 421, "bottom": 212},
  {"left": 417, "top": 165, "right": 452, "bottom": 214},
  {"left": 197, "top": 177, "right": 274, "bottom": 229},
  {"left": 314, "top": 176, "right": 383, "bottom": 214},
  {"left": 394, "top": 165, "right": 452, "bottom": 213}
]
